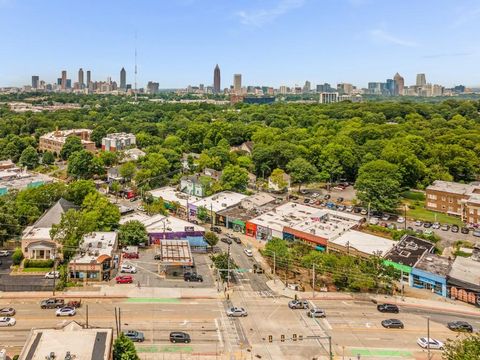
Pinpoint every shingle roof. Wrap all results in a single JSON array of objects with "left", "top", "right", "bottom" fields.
[{"left": 34, "top": 198, "right": 78, "bottom": 228}]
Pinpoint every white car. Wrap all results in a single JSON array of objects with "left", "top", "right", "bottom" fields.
[
  {"left": 121, "top": 264, "right": 137, "bottom": 273},
  {"left": 311, "top": 193, "right": 319, "bottom": 198},
  {"left": 307, "top": 308, "right": 326, "bottom": 318},
  {"left": 45, "top": 271, "right": 60, "bottom": 279},
  {"left": 397, "top": 217, "right": 405, "bottom": 223},
  {"left": 0, "top": 317, "right": 16, "bottom": 327},
  {"left": 244, "top": 249, "right": 253, "bottom": 257},
  {"left": 226, "top": 307, "right": 248, "bottom": 317},
  {"left": 56, "top": 307, "right": 76, "bottom": 317},
  {"left": 417, "top": 337, "right": 444, "bottom": 350},
  {"left": 0, "top": 250, "right": 9, "bottom": 257},
  {"left": 369, "top": 217, "right": 380, "bottom": 225}
]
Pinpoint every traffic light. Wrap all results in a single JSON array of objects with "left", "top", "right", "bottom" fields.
[
  {"left": 268, "top": 335, "right": 273, "bottom": 343},
  {"left": 292, "top": 334, "right": 297, "bottom": 342},
  {"left": 281, "top": 335, "right": 285, "bottom": 342}
]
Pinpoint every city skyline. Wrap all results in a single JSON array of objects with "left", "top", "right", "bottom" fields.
[{"left": 1, "top": 1, "right": 480, "bottom": 88}]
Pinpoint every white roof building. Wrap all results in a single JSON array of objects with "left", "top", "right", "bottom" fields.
[
  {"left": 120, "top": 213, "right": 205, "bottom": 234},
  {"left": 191, "top": 191, "right": 248, "bottom": 213},
  {"left": 71, "top": 232, "right": 118, "bottom": 265},
  {"left": 328, "top": 230, "right": 395, "bottom": 258},
  {"left": 149, "top": 186, "right": 200, "bottom": 208}
]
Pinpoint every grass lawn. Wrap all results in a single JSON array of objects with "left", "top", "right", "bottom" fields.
[
  {"left": 405, "top": 204, "right": 464, "bottom": 226},
  {"left": 22, "top": 267, "right": 51, "bottom": 273}
]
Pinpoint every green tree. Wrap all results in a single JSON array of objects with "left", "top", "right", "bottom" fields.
[
  {"left": 119, "top": 161, "right": 137, "bottom": 182},
  {"left": 443, "top": 332, "right": 480, "bottom": 360},
  {"left": 12, "top": 247, "right": 24, "bottom": 265},
  {"left": 119, "top": 220, "right": 148, "bottom": 246},
  {"left": 210, "top": 252, "right": 238, "bottom": 280},
  {"left": 197, "top": 206, "right": 209, "bottom": 222},
  {"left": 286, "top": 157, "right": 317, "bottom": 192},
  {"left": 269, "top": 168, "right": 289, "bottom": 191},
  {"left": 42, "top": 151, "right": 55, "bottom": 165},
  {"left": 220, "top": 164, "right": 249, "bottom": 192},
  {"left": 113, "top": 333, "right": 140, "bottom": 360},
  {"left": 66, "top": 180, "right": 97, "bottom": 206},
  {"left": 355, "top": 160, "right": 402, "bottom": 212},
  {"left": 204, "top": 231, "right": 219, "bottom": 249},
  {"left": 67, "top": 150, "right": 95, "bottom": 179},
  {"left": 19, "top": 146, "right": 39, "bottom": 169},
  {"left": 144, "top": 197, "right": 167, "bottom": 216},
  {"left": 90, "top": 126, "right": 107, "bottom": 148},
  {"left": 81, "top": 192, "right": 120, "bottom": 231},
  {"left": 111, "top": 181, "right": 121, "bottom": 203},
  {"left": 99, "top": 151, "right": 118, "bottom": 167},
  {"left": 60, "top": 136, "right": 83, "bottom": 160}
]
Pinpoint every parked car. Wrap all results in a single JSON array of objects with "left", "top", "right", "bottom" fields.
[
  {"left": 244, "top": 249, "right": 253, "bottom": 257},
  {"left": 451, "top": 225, "right": 459, "bottom": 233},
  {"left": 307, "top": 308, "right": 326, "bottom": 318},
  {"left": 44, "top": 271, "right": 60, "bottom": 279},
  {"left": 190, "top": 219, "right": 199, "bottom": 225},
  {"left": 121, "top": 264, "right": 137, "bottom": 273},
  {"left": 423, "top": 222, "right": 433, "bottom": 228},
  {"left": 0, "top": 308, "right": 15, "bottom": 316},
  {"left": 417, "top": 337, "right": 444, "bottom": 350},
  {"left": 424, "top": 229, "right": 434, "bottom": 236},
  {"left": 211, "top": 226, "right": 222, "bottom": 234},
  {"left": 369, "top": 217, "right": 380, "bottom": 225},
  {"left": 336, "top": 197, "right": 344, "bottom": 203},
  {"left": 226, "top": 307, "right": 248, "bottom": 317},
  {"left": 0, "top": 250, "right": 9, "bottom": 257},
  {"left": 221, "top": 237, "right": 232, "bottom": 245},
  {"left": 323, "top": 194, "right": 330, "bottom": 200},
  {"left": 447, "top": 321, "right": 473, "bottom": 332},
  {"left": 461, "top": 227, "right": 470, "bottom": 234},
  {"left": 184, "top": 273, "right": 203, "bottom": 282},
  {"left": 170, "top": 332, "right": 191, "bottom": 343},
  {"left": 377, "top": 304, "right": 399, "bottom": 313},
  {"left": 397, "top": 217, "right": 405, "bottom": 223},
  {"left": 473, "top": 230, "right": 480, "bottom": 237},
  {"left": 154, "top": 254, "right": 161, "bottom": 260},
  {"left": 415, "top": 229, "right": 423, "bottom": 235},
  {"left": 123, "top": 330, "right": 145, "bottom": 342},
  {"left": 388, "top": 223, "right": 397, "bottom": 230},
  {"left": 287, "top": 283, "right": 304, "bottom": 291},
  {"left": 345, "top": 205, "right": 353, "bottom": 212},
  {"left": 232, "top": 237, "right": 242, "bottom": 244},
  {"left": 353, "top": 207, "right": 362, "bottom": 213},
  {"left": 441, "top": 224, "right": 450, "bottom": 231},
  {"left": 311, "top": 192, "right": 319, "bottom": 198},
  {"left": 123, "top": 252, "right": 139, "bottom": 259},
  {"left": 337, "top": 205, "right": 346, "bottom": 211},
  {"left": 0, "top": 317, "right": 16, "bottom": 327},
  {"left": 56, "top": 306, "right": 76, "bottom": 317},
  {"left": 252, "top": 264, "right": 264, "bottom": 274},
  {"left": 303, "top": 198, "right": 311, "bottom": 204},
  {"left": 381, "top": 319, "right": 404, "bottom": 329},
  {"left": 360, "top": 209, "right": 368, "bottom": 215},
  {"left": 40, "top": 298, "right": 65, "bottom": 309},
  {"left": 289, "top": 195, "right": 299, "bottom": 200},
  {"left": 381, "top": 214, "right": 391, "bottom": 221},
  {"left": 414, "top": 220, "right": 423, "bottom": 226},
  {"left": 116, "top": 275, "right": 133, "bottom": 284},
  {"left": 407, "top": 226, "right": 414, "bottom": 231},
  {"left": 288, "top": 299, "right": 309, "bottom": 309},
  {"left": 432, "top": 222, "right": 441, "bottom": 229}
]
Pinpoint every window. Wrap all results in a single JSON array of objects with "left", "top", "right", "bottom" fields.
[
  {"left": 470, "top": 208, "right": 474, "bottom": 215},
  {"left": 427, "top": 202, "right": 437, "bottom": 208},
  {"left": 427, "top": 194, "right": 437, "bottom": 200},
  {"left": 441, "top": 196, "right": 446, "bottom": 201}
]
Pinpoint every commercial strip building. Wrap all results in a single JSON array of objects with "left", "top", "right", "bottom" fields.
[
  {"left": 149, "top": 186, "right": 200, "bottom": 218},
  {"left": 328, "top": 230, "right": 395, "bottom": 259},
  {"left": 425, "top": 180, "right": 480, "bottom": 224},
  {"left": 189, "top": 191, "right": 248, "bottom": 224},
  {"left": 38, "top": 129, "right": 95, "bottom": 154},
  {"left": 410, "top": 253, "right": 451, "bottom": 297},
  {"left": 18, "top": 321, "right": 113, "bottom": 360},
  {"left": 0, "top": 167, "right": 54, "bottom": 195},
  {"left": 101, "top": 132, "right": 136, "bottom": 152},
  {"left": 68, "top": 232, "right": 118, "bottom": 281},
  {"left": 447, "top": 256, "right": 480, "bottom": 306},
  {"left": 120, "top": 212, "right": 206, "bottom": 246}
]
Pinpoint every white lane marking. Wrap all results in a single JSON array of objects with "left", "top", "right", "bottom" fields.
[
  {"left": 180, "top": 320, "right": 189, "bottom": 326},
  {"left": 319, "top": 318, "right": 332, "bottom": 330},
  {"left": 366, "top": 322, "right": 372, "bottom": 328},
  {"left": 214, "top": 318, "right": 224, "bottom": 348}
]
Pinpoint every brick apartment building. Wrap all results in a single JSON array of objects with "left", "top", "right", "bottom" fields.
[
  {"left": 425, "top": 180, "right": 480, "bottom": 224},
  {"left": 39, "top": 129, "right": 95, "bottom": 154}
]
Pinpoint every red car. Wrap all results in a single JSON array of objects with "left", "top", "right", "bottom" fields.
[
  {"left": 123, "top": 252, "right": 139, "bottom": 259},
  {"left": 116, "top": 275, "right": 133, "bottom": 284}
]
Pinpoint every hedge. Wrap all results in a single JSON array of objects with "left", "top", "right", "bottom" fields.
[{"left": 24, "top": 259, "right": 54, "bottom": 268}]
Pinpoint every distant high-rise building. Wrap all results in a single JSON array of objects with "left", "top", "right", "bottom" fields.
[
  {"left": 57, "top": 78, "right": 62, "bottom": 86},
  {"left": 86, "top": 70, "right": 91, "bottom": 87},
  {"left": 319, "top": 92, "right": 338, "bottom": 104},
  {"left": 120, "top": 67, "right": 126, "bottom": 89},
  {"left": 78, "top": 68, "right": 84, "bottom": 89},
  {"left": 66, "top": 79, "right": 72, "bottom": 89},
  {"left": 61, "top": 70, "right": 67, "bottom": 90},
  {"left": 416, "top": 73, "right": 426, "bottom": 87},
  {"left": 303, "top": 81, "right": 311, "bottom": 93},
  {"left": 337, "top": 83, "right": 353, "bottom": 95},
  {"left": 233, "top": 74, "right": 242, "bottom": 93},
  {"left": 147, "top": 81, "right": 159, "bottom": 94},
  {"left": 316, "top": 83, "right": 333, "bottom": 93},
  {"left": 31, "top": 76, "right": 39, "bottom": 89},
  {"left": 213, "top": 64, "right": 221, "bottom": 93},
  {"left": 386, "top": 79, "right": 395, "bottom": 96},
  {"left": 394, "top": 72, "right": 404, "bottom": 96}
]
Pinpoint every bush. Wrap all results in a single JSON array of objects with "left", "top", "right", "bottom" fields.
[
  {"left": 24, "top": 259, "right": 54, "bottom": 268},
  {"left": 12, "top": 248, "right": 24, "bottom": 265},
  {"left": 401, "top": 191, "right": 426, "bottom": 201}
]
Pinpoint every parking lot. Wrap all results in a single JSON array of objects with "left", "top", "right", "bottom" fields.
[{"left": 116, "top": 247, "right": 215, "bottom": 288}]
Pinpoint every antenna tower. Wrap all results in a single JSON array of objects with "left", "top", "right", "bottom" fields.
[{"left": 134, "top": 31, "right": 138, "bottom": 102}]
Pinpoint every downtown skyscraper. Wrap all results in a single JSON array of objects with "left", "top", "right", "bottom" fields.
[
  {"left": 213, "top": 64, "right": 221, "bottom": 93},
  {"left": 78, "top": 68, "right": 84, "bottom": 89},
  {"left": 120, "top": 67, "right": 126, "bottom": 89}
]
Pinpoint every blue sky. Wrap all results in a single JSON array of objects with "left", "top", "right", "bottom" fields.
[{"left": 1, "top": 0, "right": 479, "bottom": 88}]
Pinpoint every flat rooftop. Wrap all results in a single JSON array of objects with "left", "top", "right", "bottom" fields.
[
  {"left": 448, "top": 256, "right": 480, "bottom": 286},
  {"left": 192, "top": 191, "right": 248, "bottom": 212},
  {"left": 330, "top": 230, "right": 395, "bottom": 256},
  {"left": 71, "top": 232, "right": 117, "bottom": 265},
  {"left": 414, "top": 253, "right": 452, "bottom": 277},
  {"left": 0, "top": 172, "right": 54, "bottom": 191},
  {"left": 158, "top": 239, "right": 193, "bottom": 265},
  {"left": 149, "top": 186, "right": 200, "bottom": 208},
  {"left": 426, "top": 180, "right": 477, "bottom": 195},
  {"left": 384, "top": 235, "right": 435, "bottom": 267},
  {"left": 120, "top": 213, "right": 205, "bottom": 233},
  {"left": 18, "top": 321, "right": 112, "bottom": 360}
]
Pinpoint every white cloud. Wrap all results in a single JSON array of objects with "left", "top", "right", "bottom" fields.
[
  {"left": 237, "top": 0, "right": 305, "bottom": 27},
  {"left": 369, "top": 29, "right": 418, "bottom": 47}
]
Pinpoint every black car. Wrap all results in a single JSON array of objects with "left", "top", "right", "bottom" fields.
[
  {"left": 336, "top": 197, "right": 344, "bottom": 203},
  {"left": 377, "top": 304, "right": 399, "bottom": 313},
  {"left": 323, "top": 194, "right": 331, "bottom": 200},
  {"left": 461, "top": 227, "right": 470, "bottom": 234},
  {"left": 154, "top": 254, "right": 161, "bottom": 260},
  {"left": 423, "top": 222, "right": 433, "bottom": 228},
  {"left": 447, "top": 321, "right": 473, "bottom": 332},
  {"left": 221, "top": 237, "right": 232, "bottom": 245},
  {"left": 211, "top": 226, "right": 222, "bottom": 234},
  {"left": 451, "top": 225, "right": 459, "bottom": 233},
  {"left": 232, "top": 237, "right": 242, "bottom": 244},
  {"left": 190, "top": 219, "right": 199, "bottom": 225},
  {"left": 170, "top": 331, "right": 191, "bottom": 343},
  {"left": 303, "top": 198, "right": 311, "bottom": 204},
  {"left": 289, "top": 195, "right": 299, "bottom": 200},
  {"left": 184, "top": 273, "right": 203, "bottom": 282},
  {"left": 353, "top": 207, "right": 362, "bottom": 213},
  {"left": 381, "top": 319, "right": 404, "bottom": 329}
]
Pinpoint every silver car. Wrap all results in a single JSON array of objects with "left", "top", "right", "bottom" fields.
[
  {"left": 56, "top": 306, "right": 76, "bottom": 317},
  {"left": 307, "top": 308, "right": 326, "bottom": 318},
  {"left": 226, "top": 307, "right": 248, "bottom": 317},
  {"left": 0, "top": 317, "right": 16, "bottom": 326},
  {"left": 0, "top": 308, "right": 15, "bottom": 316}
]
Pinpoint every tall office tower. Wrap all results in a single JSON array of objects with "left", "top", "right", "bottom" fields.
[
  {"left": 393, "top": 72, "right": 404, "bottom": 96},
  {"left": 78, "top": 68, "right": 84, "bottom": 89},
  {"left": 385, "top": 79, "right": 395, "bottom": 96},
  {"left": 120, "top": 67, "right": 126, "bottom": 89},
  {"left": 31, "top": 76, "right": 39, "bottom": 89},
  {"left": 66, "top": 79, "right": 72, "bottom": 89},
  {"left": 303, "top": 80, "right": 311, "bottom": 93},
  {"left": 61, "top": 70, "right": 67, "bottom": 90},
  {"left": 213, "top": 64, "right": 221, "bottom": 93},
  {"left": 416, "top": 73, "right": 426, "bottom": 87},
  {"left": 86, "top": 70, "right": 91, "bottom": 87},
  {"left": 233, "top": 74, "right": 242, "bottom": 93}
]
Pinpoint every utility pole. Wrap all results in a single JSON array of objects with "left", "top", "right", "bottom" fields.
[
  {"left": 400, "top": 269, "right": 404, "bottom": 300},
  {"left": 367, "top": 202, "right": 371, "bottom": 223},
  {"left": 427, "top": 317, "right": 431, "bottom": 360},
  {"left": 273, "top": 252, "right": 276, "bottom": 283},
  {"left": 404, "top": 204, "right": 407, "bottom": 230},
  {"left": 52, "top": 248, "right": 57, "bottom": 296},
  {"left": 86, "top": 305, "right": 89, "bottom": 328},
  {"left": 312, "top": 263, "right": 316, "bottom": 299},
  {"left": 227, "top": 244, "right": 231, "bottom": 289}
]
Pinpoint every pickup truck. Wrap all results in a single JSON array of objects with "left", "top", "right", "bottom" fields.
[{"left": 40, "top": 298, "right": 65, "bottom": 309}]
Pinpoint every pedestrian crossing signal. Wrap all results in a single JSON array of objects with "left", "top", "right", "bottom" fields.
[
  {"left": 281, "top": 335, "right": 285, "bottom": 342},
  {"left": 268, "top": 335, "right": 273, "bottom": 343}
]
